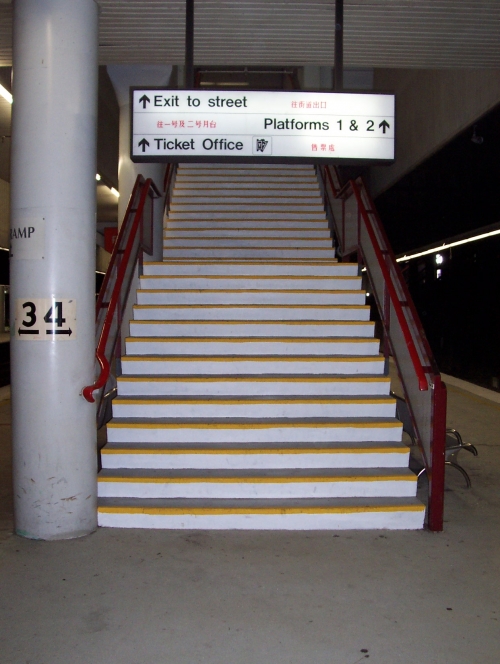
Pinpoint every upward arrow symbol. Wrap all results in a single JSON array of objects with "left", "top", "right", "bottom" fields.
[
  {"left": 379, "top": 120, "right": 390, "bottom": 134},
  {"left": 139, "top": 94, "right": 150, "bottom": 109},
  {"left": 138, "top": 138, "right": 150, "bottom": 153}
]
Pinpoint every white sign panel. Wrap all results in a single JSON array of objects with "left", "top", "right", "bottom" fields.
[
  {"left": 131, "top": 89, "right": 395, "bottom": 162},
  {"left": 15, "top": 298, "right": 76, "bottom": 340},
  {"left": 10, "top": 217, "right": 46, "bottom": 260}
]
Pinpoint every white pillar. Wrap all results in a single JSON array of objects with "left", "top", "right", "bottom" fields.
[
  {"left": 108, "top": 65, "right": 172, "bottom": 261},
  {"left": 10, "top": 0, "right": 99, "bottom": 539}
]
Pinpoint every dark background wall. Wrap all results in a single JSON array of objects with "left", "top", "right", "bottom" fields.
[{"left": 375, "top": 103, "right": 500, "bottom": 389}]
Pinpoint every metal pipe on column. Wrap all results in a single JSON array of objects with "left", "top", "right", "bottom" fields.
[
  {"left": 185, "top": 0, "right": 195, "bottom": 89},
  {"left": 10, "top": 0, "right": 99, "bottom": 539},
  {"left": 334, "top": 0, "right": 344, "bottom": 92}
]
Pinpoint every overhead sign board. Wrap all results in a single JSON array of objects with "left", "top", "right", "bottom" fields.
[{"left": 131, "top": 89, "right": 395, "bottom": 163}]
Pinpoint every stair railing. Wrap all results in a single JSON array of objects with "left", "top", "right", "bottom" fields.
[
  {"left": 82, "top": 174, "right": 162, "bottom": 426},
  {"left": 319, "top": 165, "right": 447, "bottom": 532}
]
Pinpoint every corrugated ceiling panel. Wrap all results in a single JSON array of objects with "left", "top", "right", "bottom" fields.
[{"left": 0, "top": 1, "right": 499, "bottom": 68}]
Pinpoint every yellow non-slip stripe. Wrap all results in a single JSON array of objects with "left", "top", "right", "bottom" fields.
[
  {"left": 98, "top": 474, "right": 412, "bottom": 485},
  {"left": 133, "top": 304, "right": 367, "bottom": 310},
  {"left": 173, "top": 195, "right": 320, "bottom": 199},
  {"left": 163, "top": 236, "right": 331, "bottom": 241},
  {"left": 126, "top": 336, "right": 375, "bottom": 343},
  {"left": 114, "top": 397, "right": 394, "bottom": 406},
  {"left": 98, "top": 505, "right": 424, "bottom": 516},
  {"left": 131, "top": 320, "right": 371, "bottom": 326},
  {"left": 165, "top": 230, "right": 328, "bottom": 234},
  {"left": 170, "top": 202, "right": 324, "bottom": 207},
  {"left": 138, "top": 289, "right": 362, "bottom": 295},
  {"left": 118, "top": 376, "right": 389, "bottom": 383},
  {"left": 145, "top": 260, "right": 347, "bottom": 266},
  {"left": 108, "top": 421, "right": 400, "bottom": 430},
  {"left": 142, "top": 276, "right": 354, "bottom": 282},
  {"left": 176, "top": 180, "right": 318, "bottom": 183},
  {"left": 163, "top": 247, "right": 331, "bottom": 251},
  {"left": 102, "top": 445, "right": 404, "bottom": 456},
  {"left": 121, "top": 355, "right": 383, "bottom": 363}
]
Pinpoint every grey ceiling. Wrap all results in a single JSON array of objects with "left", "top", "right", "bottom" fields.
[{"left": 0, "top": 1, "right": 499, "bottom": 69}]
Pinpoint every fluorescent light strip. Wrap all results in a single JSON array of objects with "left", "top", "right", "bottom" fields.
[
  {"left": 0, "top": 84, "right": 12, "bottom": 104},
  {"left": 110, "top": 187, "right": 120, "bottom": 198},
  {"left": 396, "top": 228, "right": 500, "bottom": 262}
]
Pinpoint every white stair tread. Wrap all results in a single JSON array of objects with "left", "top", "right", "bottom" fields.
[
  {"left": 129, "top": 320, "right": 373, "bottom": 338},
  {"left": 116, "top": 374, "right": 390, "bottom": 396},
  {"left": 132, "top": 305, "right": 370, "bottom": 321},
  {"left": 97, "top": 496, "right": 425, "bottom": 531},
  {"left": 100, "top": 440, "right": 410, "bottom": 470},
  {"left": 97, "top": 467, "right": 416, "bottom": 500}
]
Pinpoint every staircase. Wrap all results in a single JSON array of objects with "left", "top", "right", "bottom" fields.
[{"left": 97, "top": 163, "right": 425, "bottom": 530}]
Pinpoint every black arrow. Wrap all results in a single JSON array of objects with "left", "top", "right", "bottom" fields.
[
  {"left": 46, "top": 328, "right": 72, "bottom": 336},
  {"left": 138, "top": 138, "right": 150, "bottom": 153},
  {"left": 379, "top": 120, "right": 390, "bottom": 134},
  {"left": 19, "top": 328, "right": 39, "bottom": 335},
  {"left": 138, "top": 94, "right": 150, "bottom": 109}
]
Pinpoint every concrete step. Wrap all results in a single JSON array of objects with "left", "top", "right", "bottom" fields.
[
  {"left": 166, "top": 220, "right": 329, "bottom": 229},
  {"left": 136, "top": 290, "right": 363, "bottom": 306},
  {"left": 106, "top": 417, "right": 402, "bottom": 444},
  {"left": 178, "top": 164, "right": 314, "bottom": 171},
  {"left": 162, "top": 248, "right": 334, "bottom": 259},
  {"left": 164, "top": 229, "right": 331, "bottom": 238},
  {"left": 129, "top": 320, "right": 373, "bottom": 338},
  {"left": 97, "top": 497, "right": 425, "bottom": 530},
  {"left": 143, "top": 261, "right": 355, "bottom": 277},
  {"left": 168, "top": 211, "right": 326, "bottom": 220},
  {"left": 139, "top": 275, "right": 360, "bottom": 290},
  {"left": 111, "top": 395, "right": 396, "bottom": 419},
  {"left": 120, "top": 354, "right": 385, "bottom": 376},
  {"left": 163, "top": 237, "right": 333, "bottom": 248},
  {"left": 172, "top": 192, "right": 322, "bottom": 200},
  {"left": 116, "top": 375, "right": 391, "bottom": 397},
  {"left": 132, "top": 304, "right": 370, "bottom": 321},
  {"left": 124, "top": 336, "right": 380, "bottom": 356},
  {"left": 171, "top": 196, "right": 324, "bottom": 204},
  {"left": 174, "top": 182, "right": 319, "bottom": 190},
  {"left": 97, "top": 467, "right": 417, "bottom": 500},
  {"left": 100, "top": 440, "right": 407, "bottom": 470},
  {"left": 170, "top": 203, "right": 326, "bottom": 213}
]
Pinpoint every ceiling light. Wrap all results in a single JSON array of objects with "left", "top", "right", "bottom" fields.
[
  {"left": 96, "top": 173, "right": 101, "bottom": 181},
  {"left": 397, "top": 228, "right": 500, "bottom": 262},
  {"left": 435, "top": 253, "right": 443, "bottom": 265},
  {"left": 0, "top": 84, "right": 12, "bottom": 104},
  {"left": 110, "top": 187, "right": 120, "bottom": 198}
]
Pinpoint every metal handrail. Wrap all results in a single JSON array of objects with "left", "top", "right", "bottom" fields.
[
  {"left": 163, "top": 162, "right": 177, "bottom": 213},
  {"left": 350, "top": 184, "right": 429, "bottom": 391},
  {"left": 82, "top": 176, "right": 160, "bottom": 409},
  {"left": 320, "top": 164, "right": 447, "bottom": 531}
]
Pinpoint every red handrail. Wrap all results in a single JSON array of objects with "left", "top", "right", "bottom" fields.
[
  {"left": 323, "top": 166, "right": 427, "bottom": 388},
  {"left": 320, "top": 164, "right": 447, "bottom": 531},
  {"left": 82, "top": 177, "right": 158, "bottom": 404},
  {"left": 350, "top": 184, "right": 428, "bottom": 391}
]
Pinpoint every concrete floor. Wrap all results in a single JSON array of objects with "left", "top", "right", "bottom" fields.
[{"left": 1, "top": 378, "right": 499, "bottom": 664}]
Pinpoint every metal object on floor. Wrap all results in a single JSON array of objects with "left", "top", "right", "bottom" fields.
[{"left": 392, "top": 392, "right": 478, "bottom": 488}]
